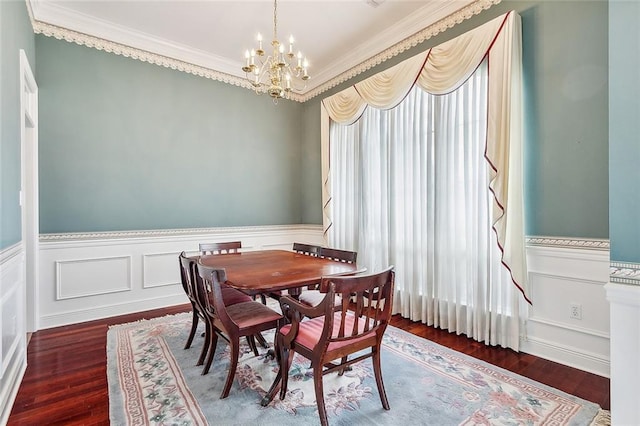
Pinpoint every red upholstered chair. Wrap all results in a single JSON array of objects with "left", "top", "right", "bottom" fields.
[
  {"left": 179, "top": 252, "right": 253, "bottom": 372},
  {"left": 196, "top": 262, "right": 283, "bottom": 399},
  {"left": 273, "top": 266, "right": 395, "bottom": 426}
]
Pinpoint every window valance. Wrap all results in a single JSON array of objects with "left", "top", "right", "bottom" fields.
[{"left": 320, "top": 11, "right": 529, "bottom": 303}]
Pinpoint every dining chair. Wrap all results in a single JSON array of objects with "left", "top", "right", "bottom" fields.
[
  {"left": 318, "top": 247, "right": 357, "bottom": 263},
  {"left": 292, "top": 242, "right": 321, "bottom": 257},
  {"left": 179, "top": 252, "right": 254, "bottom": 371},
  {"left": 298, "top": 247, "right": 358, "bottom": 308},
  {"left": 199, "top": 241, "right": 242, "bottom": 255},
  {"left": 272, "top": 266, "right": 395, "bottom": 426},
  {"left": 196, "top": 262, "right": 283, "bottom": 399},
  {"left": 199, "top": 241, "right": 268, "bottom": 306}
]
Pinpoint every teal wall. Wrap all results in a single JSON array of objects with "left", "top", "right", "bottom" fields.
[
  {"left": 0, "top": 0, "right": 35, "bottom": 249},
  {"left": 609, "top": 0, "right": 640, "bottom": 263},
  {"left": 3, "top": 0, "right": 610, "bottom": 240},
  {"left": 36, "top": 37, "right": 304, "bottom": 233},
  {"left": 301, "top": 0, "right": 609, "bottom": 238}
]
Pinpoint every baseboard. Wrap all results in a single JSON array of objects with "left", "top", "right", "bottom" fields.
[
  {"left": 521, "top": 335, "right": 610, "bottom": 378},
  {"left": 0, "top": 346, "right": 27, "bottom": 426}
]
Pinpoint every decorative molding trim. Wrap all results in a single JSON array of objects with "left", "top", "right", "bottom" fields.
[
  {"left": 610, "top": 261, "right": 640, "bottom": 285},
  {"left": 55, "top": 256, "right": 132, "bottom": 300},
  {"left": 0, "top": 242, "right": 23, "bottom": 265},
  {"left": 26, "top": 0, "right": 499, "bottom": 102},
  {"left": 39, "top": 224, "right": 323, "bottom": 242},
  {"left": 527, "top": 316, "right": 610, "bottom": 340},
  {"left": 526, "top": 236, "right": 610, "bottom": 250}
]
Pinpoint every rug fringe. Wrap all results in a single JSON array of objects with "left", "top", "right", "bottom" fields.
[
  {"left": 107, "top": 312, "right": 189, "bottom": 329},
  {"left": 590, "top": 409, "right": 611, "bottom": 426}
]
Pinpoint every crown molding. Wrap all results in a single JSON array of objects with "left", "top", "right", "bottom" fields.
[
  {"left": 300, "top": 0, "right": 500, "bottom": 101},
  {"left": 27, "top": 0, "right": 498, "bottom": 103}
]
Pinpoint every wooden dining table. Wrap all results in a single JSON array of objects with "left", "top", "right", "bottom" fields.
[
  {"left": 197, "top": 249, "right": 360, "bottom": 406},
  {"left": 198, "top": 249, "right": 359, "bottom": 297}
]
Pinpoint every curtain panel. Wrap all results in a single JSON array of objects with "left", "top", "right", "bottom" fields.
[{"left": 320, "top": 11, "right": 529, "bottom": 303}]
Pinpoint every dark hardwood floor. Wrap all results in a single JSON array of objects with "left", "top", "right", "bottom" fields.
[{"left": 8, "top": 305, "right": 610, "bottom": 425}]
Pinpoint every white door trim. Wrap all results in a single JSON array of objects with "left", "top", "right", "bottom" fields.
[{"left": 20, "top": 49, "right": 39, "bottom": 332}]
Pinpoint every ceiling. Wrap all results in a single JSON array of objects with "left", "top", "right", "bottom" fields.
[{"left": 28, "top": 0, "right": 483, "bottom": 100}]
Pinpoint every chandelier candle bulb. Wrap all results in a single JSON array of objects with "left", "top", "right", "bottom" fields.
[{"left": 256, "top": 34, "right": 264, "bottom": 56}]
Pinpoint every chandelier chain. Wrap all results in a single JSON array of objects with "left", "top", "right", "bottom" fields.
[{"left": 273, "top": 0, "right": 278, "bottom": 41}]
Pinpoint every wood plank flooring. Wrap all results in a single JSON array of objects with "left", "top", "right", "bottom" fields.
[{"left": 7, "top": 305, "right": 610, "bottom": 425}]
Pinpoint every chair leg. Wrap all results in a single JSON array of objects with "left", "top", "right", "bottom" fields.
[
  {"left": 246, "top": 335, "right": 259, "bottom": 356},
  {"left": 202, "top": 331, "right": 218, "bottom": 375},
  {"left": 184, "top": 308, "right": 199, "bottom": 350},
  {"left": 279, "top": 341, "right": 294, "bottom": 400},
  {"left": 313, "top": 362, "right": 329, "bottom": 426},
  {"left": 221, "top": 339, "right": 240, "bottom": 399},
  {"left": 196, "top": 320, "right": 211, "bottom": 366},
  {"left": 255, "top": 332, "right": 269, "bottom": 349},
  {"left": 337, "top": 356, "right": 348, "bottom": 376},
  {"left": 372, "top": 345, "right": 390, "bottom": 410}
]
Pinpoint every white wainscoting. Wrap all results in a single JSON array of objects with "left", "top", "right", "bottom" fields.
[
  {"left": 0, "top": 243, "right": 27, "bottom": 426},
  {"left": 37, "top": 225, "right": 325, "bottom": 329},
  {"left": 523, "top": 238, "right": 610, "bottom": 377},
  {"left": 35, "top": 228, "right": 611, "bottom": 378}
]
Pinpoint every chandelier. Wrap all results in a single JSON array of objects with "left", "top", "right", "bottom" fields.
[{"left": 241, "top": 0, "right": 310, "bottom": 102}]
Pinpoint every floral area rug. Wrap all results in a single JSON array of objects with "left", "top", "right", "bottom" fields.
[{"left": 107, "top": 313, "right": 608, "bottom": 426}]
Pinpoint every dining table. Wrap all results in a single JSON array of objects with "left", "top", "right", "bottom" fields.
[
  {"left": 198, "top": 249, "right": 359, "bottom": 297},
  {"left": 197, "top": 249, "right": 360, "bottom": 406}
]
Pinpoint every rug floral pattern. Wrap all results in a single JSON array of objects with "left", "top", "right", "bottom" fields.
[{"left": 108, "top": 314, "right": 604, "bottom": 426}]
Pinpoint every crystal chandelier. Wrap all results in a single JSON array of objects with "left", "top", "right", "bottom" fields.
[{"left": 242, "top": 0, "right": 310, "bottom": 102}]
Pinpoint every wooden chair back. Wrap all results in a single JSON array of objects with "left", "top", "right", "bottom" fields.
[
  {"left": 199, "top": 241, "right": 241, "bottom": 255},
  {"left": 318, "top": 247, "right": 357, "bottom": 264},
  {"left": 179, "top": 252, "right": 200, "bottom": 308},
  {"left": 319, "top": 266, "right": 394, "bottom": 345},
  {"left": 292, "top": 242, "right": 321, "bottom": 257},
  {"left": 194, "top": 263, "right": 229, "bottom": 324}
]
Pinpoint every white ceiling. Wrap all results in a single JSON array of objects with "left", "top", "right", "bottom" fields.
[{"left": 28, "top": 0, "right": 479, "bottom": 99}]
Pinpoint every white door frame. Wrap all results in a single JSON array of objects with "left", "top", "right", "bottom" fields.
[{"left": 20, "top": 49, "right": 39, "bottom": 332}]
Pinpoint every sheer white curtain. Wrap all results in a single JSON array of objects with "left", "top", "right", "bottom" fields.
[{"left": 329, "top": 60, "right": 523, "bottom": 350}]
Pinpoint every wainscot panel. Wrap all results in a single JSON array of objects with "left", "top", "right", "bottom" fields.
[
  {"left": 523, "top": 238, "right": 610, "bottom": 377},
  {"left": 37, "top": 225, "right": 325, "bottom": 329},
  {"left": 0, "top": 244, "right": 27, "bottom": 426}
]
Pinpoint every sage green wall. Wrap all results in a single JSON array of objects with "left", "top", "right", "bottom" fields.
[
  {"left": 300, "top": 0, "right": 609, "bottom": 240},
  {"left": 609, "top": 0, "right": 639, "bottom": 263},
  {"left": 0, "top": 0, "right": 35, "bottom": 249},
  {"left": 300, "top": 100, "right": 323, "bottom": 224},
  {"left": 36, "top": 36, "right": 304, "bottom": 233}
]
